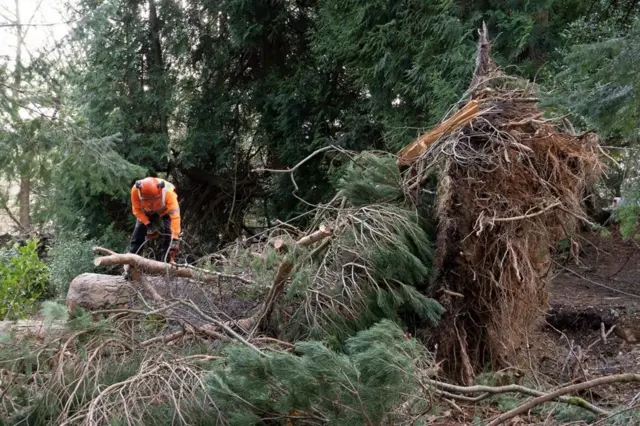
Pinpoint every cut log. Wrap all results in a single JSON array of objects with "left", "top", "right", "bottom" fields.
[
  {"left": 66, "top": 272, "right": 210, "bottom": 314},
  {"left": 67, "top": 273, "right": 138, "bottom": 312},
  {"left": 65, "top": 272, "right": 247, "bottom": 343}
]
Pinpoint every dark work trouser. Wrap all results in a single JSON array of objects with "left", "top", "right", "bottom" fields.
[{"left": 129, "top": 214, "right": 172, "bottom": 261}]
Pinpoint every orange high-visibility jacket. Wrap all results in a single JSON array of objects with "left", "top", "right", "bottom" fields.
[{"left": 130, "top": 178, "right": 181, "bottom": 239}]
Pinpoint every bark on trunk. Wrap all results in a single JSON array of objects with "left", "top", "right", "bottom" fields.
[
  {"left": 18, "top": 175, "right": 30, "bottom": 231},
  {"left": 65, "top": 271, "right": 249, "bottom": 342},
  {"left": 13, "top": 0, "right": 31, "bottom": 231},
  {"left": 66, "top": 271, "right": 210, "bottom": 313},
  {"left": 147, "top": 0, "right": 170, "bottom": 173},
  {"left": 0, "top": 319, "right": 67, "bottom": 342}
]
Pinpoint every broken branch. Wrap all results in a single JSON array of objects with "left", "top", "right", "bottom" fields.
[
  {"left": 426, "top": 378, "right": 609, "bottom": 416},
  {"left": 251, "top": 225, "right": 334, "bottom": 334},
  {"left": 486, "top": 374, "right": 640, "bottom": 425},
  {"left": 92, "top": 247, "right": 252, "bottom": 284}
]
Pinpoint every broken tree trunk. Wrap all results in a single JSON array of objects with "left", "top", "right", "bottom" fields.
[
  {"left": 92, "top": 247, "right": 253, "bottom": 284},
  {"left": 396, "top": 99, "right": 480, "bottom": 167},
  {"left": 252, "top": 225, "right": 334, "bottom": 334}
]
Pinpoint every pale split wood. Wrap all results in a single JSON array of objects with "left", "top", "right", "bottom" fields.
[{"left": 396, "top": 99, "right": 480, "bottom": 167}]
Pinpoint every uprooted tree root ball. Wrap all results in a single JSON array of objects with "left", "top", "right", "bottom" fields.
[{"left": 400, "top": 24, "right": 603, "bottom": 385}]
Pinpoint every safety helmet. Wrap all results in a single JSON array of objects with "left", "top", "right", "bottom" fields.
[{"left": 135, "top": 177, "right": 165, "bottom": 200}]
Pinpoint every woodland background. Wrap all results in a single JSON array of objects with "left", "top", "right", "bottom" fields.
[{"left": 1, "top": 0, "right": 639, "bottom": 254}]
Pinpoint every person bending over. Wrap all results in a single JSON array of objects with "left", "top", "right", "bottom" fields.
[{"left": 128, "top": 176, "right": 181, "bottom": 262}]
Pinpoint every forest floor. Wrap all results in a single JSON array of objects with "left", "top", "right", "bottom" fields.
[
  {"left": 546, "top": 228, "right": 639, "bottom": 374},
  {"left": 435, "top": 228, "right": 640, "bottom": 425},
  {"left": 473, "top": 228, "right": 640, "bottom": 425},
  {"left": 542, "top": 228, "right": 640, "bottom": 401}
]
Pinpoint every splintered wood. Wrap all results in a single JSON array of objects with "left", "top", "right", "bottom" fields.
[{"left": 396, "top": 99, "right": 480, "bottom": 167}]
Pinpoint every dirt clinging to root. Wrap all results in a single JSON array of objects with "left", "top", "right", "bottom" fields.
[{"left": 406, "top": 25, "right": 603, "bottom": 385}]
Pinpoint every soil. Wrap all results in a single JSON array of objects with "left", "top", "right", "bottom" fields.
[
  {"left": 539, "top": 227, "right": 640, "bottom": 405},
  {"left": 445, "top": 228, "right": 640, "bottom": 425}
]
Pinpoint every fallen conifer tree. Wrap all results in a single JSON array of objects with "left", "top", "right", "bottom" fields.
[
  {"left": 63, "top": 24, "right": 603, "bottom": 387},
  {"left": 44, "top": 24, "right": 635, "bottom": 426}
]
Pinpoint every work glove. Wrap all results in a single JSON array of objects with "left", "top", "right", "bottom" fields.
[
  {"left": 146, "top": 223, "right": 159, "bottom": 241},
  {"left": 169, "top": 239, "right": 179, "bottom": 257}
]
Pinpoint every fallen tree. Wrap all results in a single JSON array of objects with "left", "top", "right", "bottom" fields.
[{"left": 46, "top": 23, "right": 629, "bottom": 426}]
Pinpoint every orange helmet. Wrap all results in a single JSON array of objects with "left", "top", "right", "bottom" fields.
[{"left": 135, "top": 177, "right": 165, "bottom": 199}]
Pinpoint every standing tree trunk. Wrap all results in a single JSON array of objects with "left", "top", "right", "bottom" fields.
[
  {"left": 147, "top": 0, "right": 170, "bottom": 173},
  {"left": 12, "top": 0, "right": 31, "bottom": 231},
  {"left": 19, "top": 176, "right": 30, "bottom": 231}
]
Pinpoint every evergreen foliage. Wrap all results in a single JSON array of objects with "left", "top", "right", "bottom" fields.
[
  {"left": 277, "top": 153, "right": 443, "bottom": 342},
  {"left": 550, "top": 19, "right": 640, "bottom": 142},
  {"left": 207, "top": 319, "right": 429, "bottom": 425},
  {"left": 0, "top": 0, "right": 633, "bottom": 245},
  {"left": 46, "top": 231, "right": 98, "bottom": 297},
  {"left": 334, "top": 153, "right": 404, "bottom": 207},
  {"left": 543, "top": 2, "right": 640, "bottom": 234}
]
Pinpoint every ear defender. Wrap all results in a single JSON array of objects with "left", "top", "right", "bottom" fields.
[
  {"left": 135, "top": 180, "right": 142, "bottom": 188},
  {"left": 157, "top": 181, "right": 165, "bottom": 189}
]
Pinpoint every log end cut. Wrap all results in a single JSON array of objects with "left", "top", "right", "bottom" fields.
[{"left": 66, "top": 272, "right": 137, "bottom": 313}]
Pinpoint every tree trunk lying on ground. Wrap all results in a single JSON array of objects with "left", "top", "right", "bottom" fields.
[
  {"left": 64, "top": 247, "right": 261, "bottom": 343},
  {"left": 66, "top": 272, "right": 195, "bottom": 312},
  {"left": 0, "top": 319, "right": 67, "bottom": 342},
  {"left": 65, "top": 246, "right": 255, "bottom": 315}
]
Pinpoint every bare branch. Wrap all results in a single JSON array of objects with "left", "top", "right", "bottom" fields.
[{"left": 486, "top": 374, "right": 640, "bottom": 425}]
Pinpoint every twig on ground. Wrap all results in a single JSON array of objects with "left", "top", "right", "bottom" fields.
[
  {"left": 486, "top": 374, "right": 640, "bottom": 426},
  {"left": 140, "top": 330, "right": 186, "bottom": 347},
  {"left": 425, "top": 378, "right": 610, "bottom": 416},
  {"left": 178, "top": 300, "right": 264, "bottom": 355},
  {"left": 555, "top": 262, "right": 640, "bottom": 299}
]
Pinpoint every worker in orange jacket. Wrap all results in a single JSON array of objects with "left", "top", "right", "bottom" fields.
[{"left": 128, "top": 176, "right": 181, "bottom": 262}]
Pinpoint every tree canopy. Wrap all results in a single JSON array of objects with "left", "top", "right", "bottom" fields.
[{"left": 1, "top": 0, "right": 639, "bottom": 247}]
